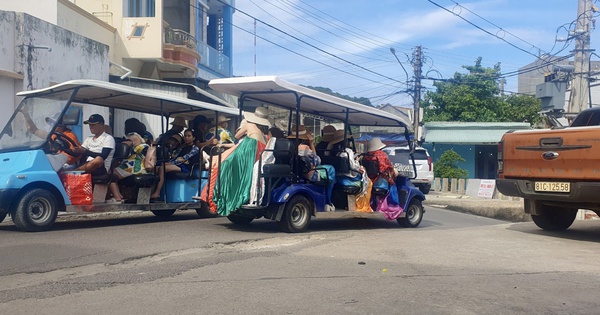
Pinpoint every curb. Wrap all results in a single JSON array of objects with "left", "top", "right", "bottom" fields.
[{"left": 423, "top": 194, "right": 530, "bottom": 222}]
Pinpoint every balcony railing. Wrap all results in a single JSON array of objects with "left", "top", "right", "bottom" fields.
[
  {"left": 164, "top": 28, "right": 197, "bottom": 50},
  {"left": 197, "top": 41, "right": 231, "bottom": 77}
]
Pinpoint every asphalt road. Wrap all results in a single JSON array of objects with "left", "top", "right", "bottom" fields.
[{"left": 1, "top": 206, "right": 600, "bottom": 314}]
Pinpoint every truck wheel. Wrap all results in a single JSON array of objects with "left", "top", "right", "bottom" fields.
[
  {"left": 0, "top": 211, "right": 6, "bottom": 224},
  {"left": 278, "top": 195, "right": 312, "bottom": 233},
  {"left": 398, "top": 199, "right": 423, "bottom": 228},
  {"left": 227, "top": 213, "right": 254, "bottom": 225},
  {"left": 151, "top": 210, "right": 176, "bottom": 218},
  {"left": 419, "top": 185, "right": 430, "bottom": 194},
  {"left": 531, "top": 206, "right": 577, "bottom": 231},
  {"left": 12, "top": 189, "right": 58, "bottom": 232}
]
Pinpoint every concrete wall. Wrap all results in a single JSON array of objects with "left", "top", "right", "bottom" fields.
[
  {"left": 57, "top": 0, "right": 118, "bottom": 61},
  {"left": 13, "top": 12, "right": 110, "bottom": 88},
  {"left": 0, "top": 10, "right": 110, "bottom": 138},
  {"left": 0, "top": 0, "right": 58, "bottom": 24}
]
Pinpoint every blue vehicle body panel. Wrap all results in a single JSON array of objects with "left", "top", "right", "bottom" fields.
[
  {"left": 0, "top": 150, "right": 70, "bottom": 205},
  {"left": 272, "top": 182, "right": 327, "bottom": 212}
]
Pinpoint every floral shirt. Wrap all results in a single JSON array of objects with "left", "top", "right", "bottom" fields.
[
  {"left": 363, "top": 150, "right": 395, "bottom": 183},
  {"left": 118, "top": 143, "right": 148, "bottom": 175}
]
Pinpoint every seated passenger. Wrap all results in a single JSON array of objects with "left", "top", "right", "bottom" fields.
[
  {"left": 165, "top": 134, "right": 183, "bottom": 159},
  {"left": 266, "top": 126, "right": 285, "bottom": 142},
  {"left": 107, "top": 132, "right": 150, "bottom": 203},
  {"left": 72, "top": 114, "right": 115, "bottom": 176},
  {"left": 315, "top": 125, "right": 336, "bottom": 157},
  {"left": 287, "top": 125, "right": 336, "bottom": 212},
  {"left": 150, "top": 129, "right": 200, "bottom": 200},
  {"left": 328, "top": 130, "right": 361, "bottom": 179},
  {"left": 363, "top": 137, "right": 395, "bottom": 185},
  {"left": 22, "top": 111, "right": 82, "bottom": 169},
  {"left": 206, "top": 114, "right": 235, "bottom": 149},
  {"left": 124, "top": 118, "right": 154, "bottom": 144},
  {"left": 192, "top": 115, "right": 217, "bottom": 150},
  {"left": 156, "top": 116, "right": 186, "bottom": 147},
  {"left": 200, "top": 109, "right": 272, "bottom": 215}
]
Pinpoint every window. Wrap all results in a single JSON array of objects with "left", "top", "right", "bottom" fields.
[
  {"left": 123, "top": 0, "right": 155, "bottom": 17},
  {"left": 128, "top": 24, "right": 148, "bottom": 38}
]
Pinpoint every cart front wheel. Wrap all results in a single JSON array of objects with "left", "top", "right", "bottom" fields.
[
  {"left": 278, "top": 195, "right": 312, "bottom": 233},
  {"left": 227, "top": 213, "right": 254, "bottom": 225},
  {"left": 12, "top": 189, "right": 58, "bottom": 232},
  {"left": 398, "top": 199, "right": 423, "bottom": 228}
]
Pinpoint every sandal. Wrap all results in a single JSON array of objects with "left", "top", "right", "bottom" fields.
[{"left": 105, "top": 198, "right": 124, "bottom": 204}]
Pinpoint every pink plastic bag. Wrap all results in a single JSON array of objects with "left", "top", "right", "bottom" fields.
[{"left": 375, "top": 193, "right": 403, "bottom": 220}]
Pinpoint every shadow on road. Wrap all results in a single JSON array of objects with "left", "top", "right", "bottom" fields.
[
  {"left": 218, "top": 216, "right": 433, "bottom": 234},
  {"left": 507, "top": 220, "right": 600, "bottom": 243},
  {"left": 0, "top": 211, "right": 212, "bottom": 233}
]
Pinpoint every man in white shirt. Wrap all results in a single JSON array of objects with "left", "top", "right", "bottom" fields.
[{"left": 73, "top": 114, "right": 115, "bottom": 176}]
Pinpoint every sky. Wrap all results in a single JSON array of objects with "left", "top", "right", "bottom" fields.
[{"left": 230, "top": 0, "right": 600, "bottom": 107}]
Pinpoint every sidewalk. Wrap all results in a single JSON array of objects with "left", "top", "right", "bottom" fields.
[{"left": 423, "top": 191, "right": 530, "bottom": 222}]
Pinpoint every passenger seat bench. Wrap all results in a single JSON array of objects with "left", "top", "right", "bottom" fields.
[
  {"left": 91, "top": 142, "right": 131, "bottom": 203},
  {"left": 258, "top": 139, "right": 295, "bottom": 206},
  {"left": 322, "top": 154, "right": 362, "bottom": 195}
]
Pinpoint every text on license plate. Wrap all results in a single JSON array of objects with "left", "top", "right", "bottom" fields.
[{"left": 534, "top": 181, "right": 570, "bottom": 193}]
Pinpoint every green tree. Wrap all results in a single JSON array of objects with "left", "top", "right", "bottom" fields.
[
  {"left": 434, "top": 149, "right": 468, "bottom": 179},
  {"left": 422, "top": 57, "right": 542, "bottom": 126}
]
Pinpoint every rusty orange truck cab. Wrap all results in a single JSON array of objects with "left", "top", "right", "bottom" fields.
[{"left": 496, "top": 107, "right": 600, "bottom": 230}]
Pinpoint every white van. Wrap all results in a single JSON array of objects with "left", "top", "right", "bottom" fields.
[{"left": 383, "top": 146, "right": 434, "bottom": 194}]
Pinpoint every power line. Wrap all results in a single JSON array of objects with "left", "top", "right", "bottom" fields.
[
  {"left": 426, "top": 0, "right": 543, "bottom": 59},
  {"left": 449, "top": 0, "right": 546, "bottom": 55},
  {"left": 213, "top": 0, "right": 410, "bottom": 87}
]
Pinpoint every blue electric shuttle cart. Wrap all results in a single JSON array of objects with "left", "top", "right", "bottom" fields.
[
  {"left": 0, "top": 80, "right": 238, "bottom": 231},
  {"left": 208, "top": 76, "right": 425, "bottom": 232}
]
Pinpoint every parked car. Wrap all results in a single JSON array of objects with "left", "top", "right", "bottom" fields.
[{"left": 383, "top": 146, "right": 433, "bottom": 194}]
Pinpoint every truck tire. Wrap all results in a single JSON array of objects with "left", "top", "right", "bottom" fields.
[
  {"left": 0, "top": 211, "right": 6, "bottom": 224},
  {"left": 398, "top": 199, "right": 424, "bottom": 228},
  {"left": 227, "top": 213, "right": 254, "bottom": 225},
  {"left": 12, "top": 189, "right": 58, "bottom": 232},
  {"left": 278, "top": 195, "right": 311, "bottom": 233},
  {"left": 531, "top": 206, "right": 577, "bottom": 231},
  {"left": 419, "top": 185, "right": 431, "bottom": 194}
]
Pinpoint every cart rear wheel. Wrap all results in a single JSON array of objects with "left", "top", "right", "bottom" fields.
[
  {"left": 196, "top": 202, "right": 218, "bottom": 218},
  {"left": 398, "top": 199, "right": 423, "bottom": 228},
  {"left": 151, "top": 210, "right": 176, "bottom": 218},
  {"left": 12, "top": 189, "right": 58, "bottom": 232},
  {"left": 531, "top": 206, "right": 577, "bottom": 231},
  {"left": 278, "top": 195, "right": 312, "bottom": 233}
]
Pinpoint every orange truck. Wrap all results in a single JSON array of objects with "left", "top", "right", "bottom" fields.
[{"left": 496, "top": 107, "right": 600, "bottom": 231}]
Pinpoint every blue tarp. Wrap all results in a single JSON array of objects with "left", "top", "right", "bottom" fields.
[{"left": 355, "top": 133, "right": 409, "bottom": 145}]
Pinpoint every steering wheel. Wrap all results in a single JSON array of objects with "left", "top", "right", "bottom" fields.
[{"left": 50, "top": 132, "right": 77, "bottom": 155}]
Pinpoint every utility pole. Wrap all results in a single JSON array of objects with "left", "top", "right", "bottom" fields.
[
  {"left": 412, "top": 46, "right": 423, "bottom": 143},
  {"left": 570, "top": 0, "right": 592, "bottom": 113}
]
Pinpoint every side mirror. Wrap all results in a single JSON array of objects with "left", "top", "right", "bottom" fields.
[{"left": 62, "top": 107, "right": 81, "bottom": 126}]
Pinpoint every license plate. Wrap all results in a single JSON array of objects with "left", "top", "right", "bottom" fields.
[{"left": 534, "top": 181, "right": 570, "bottom": 193}]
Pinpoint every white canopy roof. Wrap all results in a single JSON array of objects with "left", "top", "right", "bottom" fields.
[
  {"left": 17, "top": 79, "right": 238, "bottom": 120},
  {"left": 209, "top": 76, "right": 412, "bottom": 129}
]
